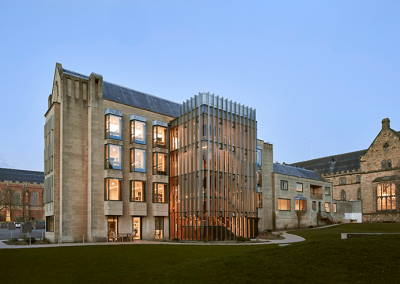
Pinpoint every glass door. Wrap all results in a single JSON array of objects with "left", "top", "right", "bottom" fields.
[
  {"left": 107, "top": 216, "right": 118, "bottom": 241},
  {"left": 155, "top": 217, "right": 164, "bottom": 240},
  {"left": 133, "top": 217, "right": 141, "bottom": 240}
]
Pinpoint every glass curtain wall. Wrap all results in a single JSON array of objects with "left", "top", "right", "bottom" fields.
[{"left": 169, "top": 94, "right": 257, "bottom": 241}]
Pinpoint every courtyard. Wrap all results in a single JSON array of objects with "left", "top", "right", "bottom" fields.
[{"left": 1, "top": 223, "right": 399, "bottom": 283}]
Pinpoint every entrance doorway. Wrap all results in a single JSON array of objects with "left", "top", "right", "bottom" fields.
[
  {"left": 155, "top": 217, "right": 164, "bottom": 240},
  {"left": 133, "top": 217, "right": 141, "bottom": 240},
  {"left": 107, "top": 216, "right": 118, "bottom": 241}
]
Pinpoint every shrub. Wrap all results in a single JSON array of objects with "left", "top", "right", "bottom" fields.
[
  {"left": 26, "top": 237, "right": 36, "bottom": 244},
  {"left": 203, "top": 236, "right": 211, "bottom": 243},
  {"left": 20, "top": 234, "right": 27, "bottom": 241},
  {"left": 309, "top": 225, "right": 314, "bottom": 228},
  {"left": 172, "top": 238, "right": 180, "bottom": 242},
  {"left": 236, "top": 236, "right": 246, "bottom": 243},
  {"left": 284, "top": 224, "right": 288, "bottom": 230},
  {"left": 41, "top": 237, "right": 51, "bottom": 244}
]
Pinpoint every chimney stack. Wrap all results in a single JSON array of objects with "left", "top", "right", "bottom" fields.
[{"left": 382, "top": 118, "right": 390, "bottom": 130}]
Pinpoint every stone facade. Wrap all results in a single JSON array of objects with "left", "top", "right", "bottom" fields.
[{"left": 292, "top": 118, "right": 400, "bottom": 223}]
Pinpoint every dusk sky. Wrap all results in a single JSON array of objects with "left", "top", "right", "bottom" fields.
[{"left": 1, "top": 0, "right": 399, "bottom": 171}]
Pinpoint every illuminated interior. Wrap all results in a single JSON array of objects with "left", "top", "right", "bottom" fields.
[
  {"left": 154, "top": 183, "right": 167, "bottom": 203},
  {"left": 153, "top": 152, "right": 167, "bottom": 175},
  {"left": 105, "top": 178, "right": 122, "bottom": 201},
  {"left": 106, "top": 114, "right": 122, "bottom": 140},
  {"left": 131, "top": 149, "right": 146, "bottom": 172},
  {"left": 131, "top": 120, "right": 146, "bottom": 144},
  {"left": 105, "top": 144, "right": 122, "bottom": 170},
  {"left": 153, "top": 125, "right": 167, "bottom": 148},
  {"left": 131, "top": 181, "right": 145, "bottom": 201},
  {"left": 278, "top": 198, "right": 290, "bottom": 210},
  {"left": 295, "top": 199, "right": 306, "bottom": 211},
  {"left": 377, "top": 183, "right": 396, "bottom": 210},
  {"left": 132, "top": 217, "right": 141, "bottom": 239}
]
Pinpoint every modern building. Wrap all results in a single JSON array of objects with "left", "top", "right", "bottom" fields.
[
  {"left": 0, "top": 168, "right": 44, "bottom": 222},
  {"left": 292, "top": 118, "right": 400, "bottom": 223},
  {"left": 44, "top": 63, "right": 366, "bottom": 242}
]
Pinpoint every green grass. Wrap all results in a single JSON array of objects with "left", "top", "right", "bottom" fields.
[{"left": 2, "top": 224, "right": 400, "bottom": 283}]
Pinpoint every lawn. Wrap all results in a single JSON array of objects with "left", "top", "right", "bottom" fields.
[{"left": 2, "top": 224, "right": 400, "bottom": 283}]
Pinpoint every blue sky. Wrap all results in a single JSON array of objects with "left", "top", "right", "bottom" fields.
[{"left": 0, "top": 1, "right": 399, "bottom": 171}]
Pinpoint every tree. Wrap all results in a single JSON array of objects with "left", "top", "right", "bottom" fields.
[{"left": 0, "top": 186, "right": 15, "bottom": 221}]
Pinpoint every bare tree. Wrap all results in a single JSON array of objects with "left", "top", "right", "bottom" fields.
[{"left": 0, "top": 186, "right": 15, "bottom": 221}]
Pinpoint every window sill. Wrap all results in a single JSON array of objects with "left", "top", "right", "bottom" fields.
[{"left": 104, "top": 139, "right": 123, "bottom": 146}]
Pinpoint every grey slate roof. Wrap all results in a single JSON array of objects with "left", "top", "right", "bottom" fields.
[
  {"left": 62, "top": 68, "right": 181, "bottom": 118},
  {"left": 0, "top": 168, "right": 44, "bottom": 184},
  {"left": 273, "top": 163, "right": 324, "bottom": 181},
  {"left": 290, "top": 149, "right": 367, "bottom": 175}
]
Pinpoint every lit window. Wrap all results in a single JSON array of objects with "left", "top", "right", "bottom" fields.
[
  {"left": 105, "top": 144, "right": 122, "bottom": 170},
  {"left": 31, "top": 191, "right": 39, "bottom": 206},
  {"left": 377, "top": 183, "right": 396, "bottom": 211},
  {"left": 257, "top": 193, "right": 262, "bottom": 208},
  {"left": 153, "top": 183, "right": 168, "bottom": 203},
  {"left": 257, "top": 169, "right": 262, "bottom": 186},
  {"left": 325, "top": 187, "right": 330, "bottom": 195},
  {"left": 295, "top": 199, "right": 306, "bottom": 211},
  {"left": 153, "top": 152, "right": 167, "bottom": 175},
  {"left": 278, "top": 199, "right": 290, "bottom": 211},
  {"left": 130, "top": 149, "right": 146, "bottom": 172},
  {"left": 105, "top": 114, "right": 122, "bottom": 140},
  {"left": 131, "top": 120, "right": 146, "bottom": 144},
  {"left": 325, "top": 202, "right": 331, "bottom": 213},
  {"left": 131, "top": 181, "right": 145, "bottom": 202},
  {"left": 153, "top": 125, "right": 167, "bottom": 148},
  {"left": 46, "top": 216, "right": 54, "bottom": 232},
  {"left": 333, "top": 203, "right": 337, "bottom": 213},
  {"left": 104, "top": 178, "right": 122, "bottom": 201},
  {"left": 281, "top": 180, "right": 288, "bottom": 190},
  {"left": 341, "top": 190, "right": 346, "bottom": 201},
  {"left": 296, "top": 183, "right": 303, "bottom": 192}
]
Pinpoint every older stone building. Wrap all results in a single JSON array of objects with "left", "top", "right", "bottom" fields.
[
  {"left": 292, "top": 118, "right": 400, "bottom": 223},
  {"left": 0, "top": 168, "right": 44, "bottom": 222}
]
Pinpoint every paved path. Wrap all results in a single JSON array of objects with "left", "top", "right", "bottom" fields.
[{"left": 0, "top": 232, "right": 305, "bottom": 249}]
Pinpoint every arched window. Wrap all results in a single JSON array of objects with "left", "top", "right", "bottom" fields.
[
  {"left": 13, "top": 191, "right": 21, "bottom": 205},
  {"left": 357, "top": 188, "right": 361, "bottom": 199},
  {"left": 341, "top": 190, "right": 346, "bottom": 201},
  {"left": 377, "top": 183, "right": 396, "bottom": 211},
  {"left": 31, "top": 191, "right": 39, "bottom": 206}
]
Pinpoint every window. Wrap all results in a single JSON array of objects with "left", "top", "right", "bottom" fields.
[
  {"left": 296, "top": 183, "right": 303, "bottom": 192},
  {"left": 339, "top": 177, "right": 346, "bottom": 185},
  {"left": 281, "top": 180, "right": 288, "bottom": 190},
  {"left": 13, "top": 191, "right": 21, "bottom": 205},
  {"left": 356, "top": 175, "right": 360, "bottom": 183},
  {"left": 131, "top": 120, "right": 146, "bottom": 144},
  {"left": 257, "top": 193, "right": 262, "bottom": 208},
  {"left": 0, "top": 190, "right": 2, "bottom": 203},
  {"left": 341, "top": 190, "right": 346, "bottom": 201},
  {"left": 278, "top": 199, "right": 290, "bottom": 211},
  {"left": 131, "top": 149, "right": 146, "bottom": 172},
  {"left": 388, "top": 159, "right": 392, "bottom": 168},
  {"left": 325, "top": 187, "right": 330, "bottom": 196},
  {"left": 377, "top": 183, "right": 396, "bottom": 211},
  {"left": 153, "top": 125, "right": 167, "bottom": 148},
  {"left": 295, "top": 200, "right": 306, "bottom": 211},
  {"left": 357, "top": 188, "right": 361, "bottom": 199},
  {"left": 105, "top": 114, "right": 122, "bottom": 140},
  {"left": 46, "top": 216, "right": 54, "bottom": 232},
  {"left": 257, "top": 169, "right": 262, "bottom": 186},
  {"left": 131, "top": 181, "right": 145, "bottom": 202},
  {"left": 104, "top": 178, "right": 122, "bottom": 201},
  {"left": 256, "top": 148, "right": 262, "bottom": 166},
  {"left": 153, "top": 183, "right": 167, "bottom": 203},
  {"left": 325, "top": 202, "right": 331, "bottom": 213},
  {"left": 382, "top": 160, "right": 386, "bottom": 170},
  {"left": 153, "top": 153, "right": 167, "bottom": 175},
  {"left": 333, "top": 203, "right": 337, "bottom": 213},
  {"left": 105, "top": 144, "right": 122, "bottom": 170},
  {"left": 31, "top": 191, "right": 39, "bottom": 206},
  {"left": 312, "top": 201, "right": 316, "bottom": 210}
]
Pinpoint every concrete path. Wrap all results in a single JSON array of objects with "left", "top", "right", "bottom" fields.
[{"left": 0, "top": 232, "right": 305, "bottom": 249}]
